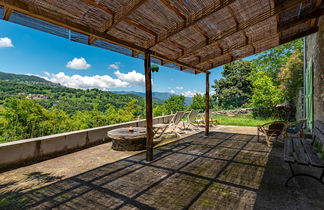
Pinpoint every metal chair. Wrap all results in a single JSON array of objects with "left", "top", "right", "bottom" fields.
[{"left": 284, "top": 119, "right": 306, "bottom": 139}]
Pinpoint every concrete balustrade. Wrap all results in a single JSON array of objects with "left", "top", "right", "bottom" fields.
[{"left": 0, "top": 114, "right": 174, "bottom": 171}]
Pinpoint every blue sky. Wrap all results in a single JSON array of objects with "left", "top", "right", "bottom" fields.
[{"left": 0, "top": 19, "right": 226, "bottom": 96}]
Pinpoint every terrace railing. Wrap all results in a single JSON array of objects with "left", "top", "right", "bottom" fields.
[{"left": 0, "top": 114, "right": 174, "bottom": 171}]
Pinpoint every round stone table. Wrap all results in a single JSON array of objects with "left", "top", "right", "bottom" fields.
[{"left": 107, "top": 127, "right": 146, "bottom": 151}]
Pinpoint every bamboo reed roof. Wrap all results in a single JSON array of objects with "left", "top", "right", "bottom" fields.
[{"left": 1, "top": 0, "right": 323, "bottom": 73}]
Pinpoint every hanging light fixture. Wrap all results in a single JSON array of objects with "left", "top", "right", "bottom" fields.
[{"left": 151, "top": 65, "right": 159, "bottom": 72}]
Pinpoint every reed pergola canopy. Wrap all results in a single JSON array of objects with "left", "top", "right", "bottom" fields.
[{"left": 1, "top": 0, "right": 323, "bottom": 73}]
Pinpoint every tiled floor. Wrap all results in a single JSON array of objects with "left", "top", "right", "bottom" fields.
[{"left": 0, "top": 126, "right": 323, "bottom": 209}]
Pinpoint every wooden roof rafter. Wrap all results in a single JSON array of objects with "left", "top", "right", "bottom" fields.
[
  {"left": 1, "top": 0, "right": 322, "bottom": 73},
  {"left": 279, "top": 7, "right": 324, "bottom": 31},
  {"left": 176, "top": 0, "right": 307, "bottom": 62},
  {"left": 196, "top": 18, "right": 321, "bottom": 67},
  {"left": 1, "top": 0, "right": 206, "bottom": 73},
  {"left": 182, "top": 0, "right": 324, "bottom": 68},
  {"left": 84, "top": 0, "right": 157, "bottom": 45},
  {"left": 310, "top": 0, "right": 323, "bottom": 27},
  {"left": 148, "top": 0, "right": 237, "bottom": 49},
  {"left": 2, "top": 6, "right": 12, "bottom": 20},
  {"left": 158, "top": 0, "right": 210, "bottom": 58},
  {"left": 198, "top": 26, "right": 319, "bottom": 69}
]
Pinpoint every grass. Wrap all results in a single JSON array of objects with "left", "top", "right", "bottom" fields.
[{"left": 211, "top": 114, "right": 279, "bottom": 127}]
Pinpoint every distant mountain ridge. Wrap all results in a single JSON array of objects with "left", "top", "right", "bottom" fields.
[
  {"left": 0, "top": 72, "right": 57, "bottom": 85},
  {"left": 112, "top": 91, "right": 193, "bottom": 105},
  {"left": 0, "top": 72, "right": 192, "bottom": 105}
]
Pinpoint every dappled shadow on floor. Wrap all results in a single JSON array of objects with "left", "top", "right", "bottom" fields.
[{"left": 1, "top": 131, "right": 323, "bottom": 209}]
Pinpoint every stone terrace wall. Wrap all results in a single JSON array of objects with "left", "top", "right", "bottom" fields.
[
  {"left": 213, "top": 108, "right": 254, "bottom": 116},
  {"left": 0, "top": 114, "right": 174, "bottom": 171}
]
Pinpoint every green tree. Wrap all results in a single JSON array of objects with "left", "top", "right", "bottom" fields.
[
  {"left": 212, "top": 60, "right": 253, "bottom": 109},
  {"left": 163, "top": 95, "right": 186, "bottom": 114},
  {"left": 153, "top": 104, "right": 168, "bottom": 117},
  {"left": 278, "top": 50, "right": 304, "bottom": 103},
  {"left": 251, "top": 72, "right": 284, "bottom": 109},
  {"left": 252, "top": 39, "right": 303, "bottom": 84},
  {"left": 188, "top": 94, "right": 205, "bottom": 111},
  {"left": 0, "top": 97, "right": 71, "bottom": 142}
]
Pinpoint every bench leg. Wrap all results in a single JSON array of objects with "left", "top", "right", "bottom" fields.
[{"left": 285, "top": 164, "right": 324, "bottom": 186}]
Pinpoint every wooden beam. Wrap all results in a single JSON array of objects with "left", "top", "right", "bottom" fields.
[
  {"left": 205, "top": 72, "right": 210, "bottom": 136},
  {"left": 191, "top": 7, "right": 324, "bottom": 67},
  {"left": 88, "top": 36, "right": 97, "bottom": 45},
  {"left": 149, "top": 0, "right": 236, "bottom": 48},
  {"left": 278, "top": 8, "right": 324, "bottom": 31},
  {"left": 310, "top": 0, "right": 322, "bottom": 27},
  {"left": 84, "top": 0, "right": 114, "bottom": 14},
  {"left": 205, "top": 26, "right": 319, "bottom": 71},
  {"left": 124, "top": 18, "right": 158, "bottom": 37},
  {"left": 85, "top": 0, "right": 154, "bottom": 46},
  {"left": 145, "top": 52, "right": 153, "bottom": 161},
  {"left": 0, "top": 1, "right": 205, "bottom": 73},
  {"left": 3, "top": 7, "right": 13, "bottom": 20},
  {"left": 175, "top": 0, "right": 306, "bottom": 60},
  {"left": 132, "top": 50, "right": 141, "bottom": 57},
  {"left": 279, "top": 26, "right": 319, "bottom": 45},
  {"left": 227, "top": 6, "right": 239, "bottom": 31},
  {"left": 104, "top": 0, "right": 148, "bottom": 33},
  {"left": 149, "top": 51, "right": 206, "bottom": 72},
  {"left": 160, "top": 0, "right": 187, "bottom": 21},
  {"left": 193, "top": 25, "right": 210, "bottom": 41},
  {"left": 1, "top": 1, "right": 147, "bottom": 51}
]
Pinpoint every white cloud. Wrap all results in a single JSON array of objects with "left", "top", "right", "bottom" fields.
[
  {"left": 108, "top": 62, "right": 121, "bottom": 70},
  {"left": 181, "top": 90, "right": 203, "bottom": 97},
  {"left": 66, "top": 57, "right": 91, "bottom": 70},
  {"left": 0, "top": 37, "right": 13, "bottom": 48},
  {"left": 170, "top": 89, "right": 175, "bottom": 94},
  {"left": 42, "top": 69, "right": 147, "bottom": 90},
  {"left": 175, "top": 86, "right": 184, "bottom": 90},
  {"left": 43, "top": 72, "right": 128, "bottom": 90},
  {"left": 114, "top": 70, "right": 146, "bottom": 87}
]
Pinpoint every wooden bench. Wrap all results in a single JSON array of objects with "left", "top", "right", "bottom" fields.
[{"left": 284, "top": 120, "right": 324, "bottom": 186}]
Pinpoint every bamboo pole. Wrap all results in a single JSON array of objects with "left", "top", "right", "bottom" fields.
[
  {"left": 145, "top": 52, "right": 153, "bottom": 161},
  {"left": 205, "top": 72, "right": 210, "bottom": 136}
]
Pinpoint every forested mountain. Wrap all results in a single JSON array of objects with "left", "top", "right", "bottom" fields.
[
  {"left": 112, "top": 91, "right": 193, "bottom": 105},
  {"left": 0, "top": 80, "right": 146, "bottom": 114},
  {"left": 0, "top": 71, "right": 54, "bottom": 85},
  {"left": 0, "top": 72, "right": 150, "bottom": 142},
  {"left": 0, "top": 72, "right": 150, "bottom": 114}
]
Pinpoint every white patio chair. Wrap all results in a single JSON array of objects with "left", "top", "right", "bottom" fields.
[
  {"left": 153, "top": 111, "right": 185, "bottom": 138},
  {"left": 196, "top": 109, "right": 218, "bottom": 127},
  {"left": 181, "top": 110, "right": 200, "bottom": 130}
]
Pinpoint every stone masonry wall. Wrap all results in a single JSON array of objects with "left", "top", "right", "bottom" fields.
[{"left": 306, "top": 16, "right": 324, "bottom": 122}]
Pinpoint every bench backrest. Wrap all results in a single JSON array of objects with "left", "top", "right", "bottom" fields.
[{"left": 313, "top": 120, "right": 324, "bottom": 145}]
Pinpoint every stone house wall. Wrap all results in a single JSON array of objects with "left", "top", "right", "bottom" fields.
[{"left": 305, "top": 16, "right": 324, "bottom": 123}]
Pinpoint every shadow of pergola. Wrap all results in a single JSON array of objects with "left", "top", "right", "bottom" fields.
[{"left": 1, "top": 132, "right": 324, "bottom": 209}]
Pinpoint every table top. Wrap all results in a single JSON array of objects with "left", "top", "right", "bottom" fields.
[{"left": 107, "top": 127, "right": 146, "bottom": 139}]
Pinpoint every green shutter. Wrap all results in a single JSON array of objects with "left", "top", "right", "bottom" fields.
[{"left": 305, "top": 60, "right": 313, "bottom": 129}]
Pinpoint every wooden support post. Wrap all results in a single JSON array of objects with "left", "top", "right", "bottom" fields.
[
  {"left": 205, "top": 72, "right": 210, "bottom": 136},
  {"left": 145, "top": 52, "right": 153, "bottom": 161},
  {"left": 3, "top": 7, "right": 13, "bottom": 20}
]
